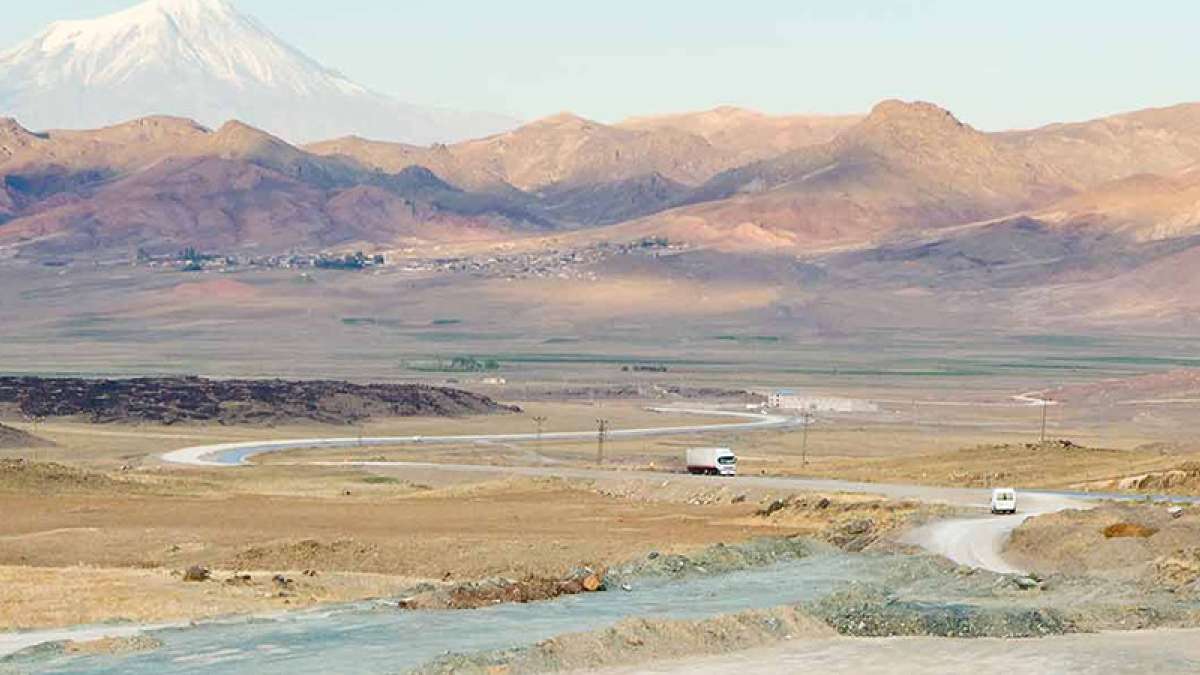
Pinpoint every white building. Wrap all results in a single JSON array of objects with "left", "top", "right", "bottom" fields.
[{"left": 767, "top": 389, "right": 878, "bottom": 414}]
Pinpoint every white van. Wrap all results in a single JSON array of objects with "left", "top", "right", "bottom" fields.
[
  {"left": 686, "top": 447, "right": 737, "bottom": 476},
  {"left": 991, "top": 488, "right": 1017, "bottom": 515}
]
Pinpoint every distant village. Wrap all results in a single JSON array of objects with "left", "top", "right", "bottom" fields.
[
  {"left": 133, "top": 237, "right": 686, "bottom": 278},
  {"left": 134, "top": 248, "right": 387, "bottom": 272},
  {"left": 391, "top": 237, "right": 686, "bottom": 281}
]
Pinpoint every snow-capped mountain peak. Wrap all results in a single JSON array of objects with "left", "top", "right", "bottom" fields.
[{"left": 0, "top": 0, "right": 515, "bottom": 143}]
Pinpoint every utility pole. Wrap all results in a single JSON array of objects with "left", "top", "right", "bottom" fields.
[
  {"left": 596, "top": 418, "right": 610, "bottom": 465},
  {"left": 801, "top": 408, "right": 812, "bottom": 467},
  {"left": 532, "top": 415, "right": 548, "bottom": 448},
  {"left": 1040, "top": 398, "right": 1050, "bottom": 444}
]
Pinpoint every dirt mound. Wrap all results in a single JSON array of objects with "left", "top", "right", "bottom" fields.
[
  {"left": 415, "top": 607, "right": 834, "bottom": 675},
  {"left": 63, "top": 635, "right": 163, "bottom": 656},
  {"left": 399, "top": 567, "right": 608, "bottom": 611},
  {"left": 1007, "top": 503, "right": 1200, "bottom": 583},
  {"left": 808, "top": 586, "right": 1073, "bottom": 638},
  {"left": 0, "top": 376, "right": 518, "bottom": 425},
  {"left": 0, "top": 422, "right": 48, "bottom": 449},
  {"left": 748, "top": 495, "right": 943, "bottom": 552},
  {"left": 0, "top": 459, "right": 126, "bottom": 494},
  {"left": 607, "top": 537, "right": 825, "bottom": 583},
  {"left": 228, "top": 539, "right": 384, "bottom": 572}
]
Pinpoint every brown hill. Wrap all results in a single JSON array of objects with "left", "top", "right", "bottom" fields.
[
  {"left": 1034, "top": 166, "right": 1200, "bottom": 242},
  {"left": 998, "top": 103, "right": 1200, "bottom": 187},
  {"left": 1, "top": 156, "right": 524, "bottom": 256},
  {"left": 6, "top": 100, "right": 1200, "bottom": 259},
  {"left": 618, "top": 106, "right": 862, "bottom": 163},
  {"left": 613, "top": 100, "right": 1071, "bottom": 252},
  {"left": 606, "top": 101, "right": 1200, "bottom": 254},
  {"left": 310, "top": 112, "right": 737, "bottom": 192},
  {"left": 1016, "top": 242, "right": 1200, "bottom": 325},
  {"left": 0, "top": 117, "right": 551, "bottom": 255},
  {"left": 0, "top": 116, "right": 211, "bottom": 196}
]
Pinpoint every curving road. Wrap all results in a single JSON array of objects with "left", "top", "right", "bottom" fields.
[
  {"left": 160, "top": 407, "right": 798, "bottom": 466},
  {"left": 158, "top": 407, "right": 1197, "bottom": 574}
]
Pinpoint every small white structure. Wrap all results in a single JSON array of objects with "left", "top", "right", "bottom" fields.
[{"left": 767, "top": 389, "right": 878, "bottom": 413}]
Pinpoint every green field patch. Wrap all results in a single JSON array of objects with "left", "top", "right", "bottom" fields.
[
  {"left": 403, "top": 356, "right": 503, "bottom": 372},
  {"left": 360, "top": 475, "right": 403, "bottom": 485},
  {"left": 409, "top": 331, "right": 520, "bottom": 342}
]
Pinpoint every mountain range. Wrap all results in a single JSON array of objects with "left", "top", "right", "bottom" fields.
[
  {"left": 0, "top": 0, "right": 516, "bottom": 144},
  {"left": 3, "top": 99, "right": 1200, "bottom": 264},
  {"left": 2, "top": 0, "right": 1200, "bottom": 330}
]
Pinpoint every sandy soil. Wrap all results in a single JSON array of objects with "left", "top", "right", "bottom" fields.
[
  {"left": 595, "top": 629, "right": 1200, "bottom": 675},
  {"left": 0, "top": 565, "right": 419, "bottom": 631},
  {"left": 2, "top": 399, "right": 1196, "bottom": 634},
  {"left": 1, "top": 452, "right": 920, "bottom": 631}
]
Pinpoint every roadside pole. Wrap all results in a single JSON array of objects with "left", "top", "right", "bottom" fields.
[
  {"left": 1040, "top": 399, "right": 1049, "bottom": 443},
  {"left": 801, "top": 408, "right": 812, "bottom": 467},
  {"left": 532, "top": 415, "right": 547, "bottom": 449},
  {"left": 596, "top": 418, "right": 609, "bottom": 464}
]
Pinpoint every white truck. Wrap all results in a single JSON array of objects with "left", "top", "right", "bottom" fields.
[
  {"left": 686, "top": 447, "right": 737, "bottom": 476},
  {"left": 990, "top": 488, "right": 1018, "bottom": 515}
]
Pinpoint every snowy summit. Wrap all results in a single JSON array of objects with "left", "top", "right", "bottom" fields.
[{"left": 0, "top": 0, "right": 515, "bottom": 143}]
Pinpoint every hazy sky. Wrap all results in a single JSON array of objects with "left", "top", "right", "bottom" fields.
[{"left": 2, "top": 1, "right": 1196, "bottom": 130}]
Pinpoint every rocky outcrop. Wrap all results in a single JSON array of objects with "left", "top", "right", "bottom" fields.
[{"left": 0, "top": 376, "right": 518, "bottom": 425}]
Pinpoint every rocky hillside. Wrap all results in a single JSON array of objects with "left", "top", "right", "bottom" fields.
[
  {"left": 5, "top": 97, "right": 1200, "bottom": 275},
  {"left": 632, "top": 100, "right": 1073, "bottom": 252},
  {"left": 0, "top": 377, "right": 519, "bottom": 425},
  {"left": 0, "top": 118, "right": 550, "bottom": 256}
]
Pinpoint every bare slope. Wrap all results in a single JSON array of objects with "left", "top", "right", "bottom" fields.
[
  {"left": 998, "top": 102, "right": 1200, "bottom": 187},
  {"left": 628, "top": 100, "right": 1070, "bottom": 252},
  {"left": 618, "top": 106, "right": 862, "bottom": 163},
  {"left": 0, "top": 119, "right": 548, "bottom": 255}
]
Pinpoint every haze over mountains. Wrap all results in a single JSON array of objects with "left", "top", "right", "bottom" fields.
[
  {"left": 0, "top": 0, "right": 516, "bottom": 144},
  {"left": 2, "top": 0, "right": 1200, "bottom": 330}
]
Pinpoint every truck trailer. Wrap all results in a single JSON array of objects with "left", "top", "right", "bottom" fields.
[{"left": 686, "top": 447, "right": 737, "bottom": 476}]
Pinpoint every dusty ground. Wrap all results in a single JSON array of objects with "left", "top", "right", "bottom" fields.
[
  {"left": 776, "top": 439, "right": 1189, "bottom": 490},
  {"left": 0, "top": 565, "right": 419, "bottom": 631},
  {"left": 0, "top": 452, "right": 930, "bottom": 632},
  {"left": 592, "top": 629, "right": 1200, "bottom": 675},
  {"left": 2, "top": 398, "right": 1198, "bottom": 635},
  {"left": 418, "top": 607, "right": 837, "bottom": 675}
]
